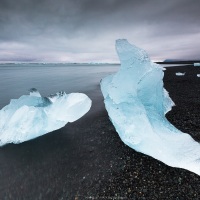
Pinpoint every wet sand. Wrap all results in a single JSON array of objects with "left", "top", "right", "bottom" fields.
[{"left": 1, "top": 65, "right": 200, "bottom": 199}]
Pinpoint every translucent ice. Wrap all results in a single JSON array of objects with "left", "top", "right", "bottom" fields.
[
  {"left": 0, "top": 89, "right": 91, "bottom": 146},
  {"left": 194, "top": 63, "right": 200, "bottom": 67},
  {"left": 101, "top": 39, "right": 200, "bottom": 175},
  {"left": 176, "top": 72, "right": 185, "bottom": 76}
]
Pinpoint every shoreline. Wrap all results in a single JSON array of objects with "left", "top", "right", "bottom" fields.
[{"left": 1, "top": 65, "right": 200, "bottom": 199}]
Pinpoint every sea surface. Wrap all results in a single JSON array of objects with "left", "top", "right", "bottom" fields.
[
  {"left": 0, "top": 63, "right": 119, "bottom": 109},
  {"left": 0, "top": 63, "right": 188, "bottom": 110}
]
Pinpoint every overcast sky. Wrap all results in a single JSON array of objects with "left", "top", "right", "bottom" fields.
[{"left": 0, "top": 0, "right": 199, "bottom": 63}]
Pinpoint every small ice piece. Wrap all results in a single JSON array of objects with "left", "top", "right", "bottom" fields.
[
  {"left": 101, "top": 39, "right": 200, "bottom": 175},
  {"left": 197, "top": 74, "right": 200, "bottom": 77},
  {"left": 176, "top": 72, "right": 185, "bottom": 76},
  {"left": 194, "top": 63, "right": 200, "bottom": 67},
  {"left": 0, "top": 89, "right": 92, "bottom": 146}
]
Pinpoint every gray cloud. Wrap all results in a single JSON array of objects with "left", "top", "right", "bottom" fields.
[{"left": 0, "top": 0, "right": 200, "bottom": 62}]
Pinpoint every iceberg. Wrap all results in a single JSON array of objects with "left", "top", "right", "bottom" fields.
[
  {"left": 101, "top": 39, "right": 200, "bottom": 175},
  {"left": 176, "top": 72, "right": 185, "bottom": 76},
  {"left": 0, "top": 89, "right": 91, "bottom": 146},
  {"left": 197, "top": 74, "right": 200, "bottom": 77}
]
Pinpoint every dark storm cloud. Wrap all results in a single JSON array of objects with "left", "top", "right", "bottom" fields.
[{"left": 0, "top": 0, "right": 200, "bottom": 62}]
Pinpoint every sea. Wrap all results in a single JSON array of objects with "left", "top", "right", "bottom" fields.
[
  {"left": 0, "top": 63, "right": 189, "bottom": 110},
  {"left": 0, "top": 63, "right": 119, "bottom": 109}
]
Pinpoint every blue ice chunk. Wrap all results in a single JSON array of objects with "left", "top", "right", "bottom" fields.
[
  {"left": 0, "top": 89, "right": 91, "bottom": 146},
  {"left": 101, "top": 39, "right": 200, "bottom": 175}
]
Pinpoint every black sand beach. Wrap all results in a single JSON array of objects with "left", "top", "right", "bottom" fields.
[{"left": 1, "top": 65, "right": 200, "bottom": 199}]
